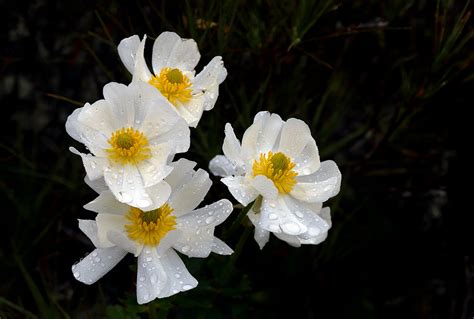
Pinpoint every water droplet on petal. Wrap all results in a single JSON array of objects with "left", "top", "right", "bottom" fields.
[
  {"left": 150, "top": 274, "right": 157, "bottom": 284},
  {"left": 268, "top": 213, "right": 278, "bottom": 220},
  {"left": 281, "top": 222, "right": 301, "bottom": 235},
  {"left": 121, "top": 192, "right": 133, "bottom": 203},
  {"left": 308, "top": 227, "right": 321, "bottom": 237},
  {"left": 205, "top": 216, "right": 215, "bottom": 224},
  {"left": 268, "top": 224, "right": 279, "bottom": 232},
  {"left": 181, "top": 246, "right": 190, "bottom": 253},
  {"left": 137, "top": 199, "right": 151, "bottom": 208},
  {"left": 139, "top": 276, "right": 145, "bottom": 282},
  {"left": 182, "top": 284, "right": 193, "bottom": 291},
  {"left": 94, "top": 257, "right": 100, "bottom": 262},
  {"left": 73, "top": 272, "right": 80, "bottom": 279}
]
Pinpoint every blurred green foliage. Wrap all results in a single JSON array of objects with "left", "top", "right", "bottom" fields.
[{"left": 1, "top": 0, "right": 472, "bottom": 318}]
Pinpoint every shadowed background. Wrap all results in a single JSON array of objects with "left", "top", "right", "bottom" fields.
[{"left": 1, "top": 0, "right": 472, "bottom": 318}]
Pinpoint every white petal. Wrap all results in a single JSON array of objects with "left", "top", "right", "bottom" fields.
[
  {"left": 95, "top": 213, "right": 126, "bottom": 247},
  {"left": 257, "top": 113, "right": 284, "bottom": 154},
  {"left": 250, "top": 175, "right": 278, "bottom": 199},
  {"left": 168, "top": 168, "right": 212, "bottom": 216},
  {"left": 84, "top": 191, "right": 130, "bottom": 215},
  {"left": 165, "top": 158, "right": 197, "bottom": 190},
  {"left": 221, "top": 176, "right": 258, "bottom": 206},
  {"left": 76, "top": 99, "right": 117, "bottom": 136},
  {"left": 177, "top": 199, "right": 233, "bottom": 226},
  {"left": 152, "top": 32, "right": 200, "bottom": 73},
  {"left": 132, "top": 35, "right": 152, "bottom": 82},
  {"left": 293, "top": 139, "right": 320, "bottom": 176},
  {"left": 193, "top": 56, "right": 227, "bottom": 111},
  {"left": 84, "top": 176, "right": 108, "bottom": 194},
  {"left": 258, "top": 197, "right": 308, "bottom": 235},
  {"left": 78, "top": 219, "right": 100, "bottom": 247},
  {"left": 107, "top": 230, "right": 143, "bottom": 256},
  {"left": 209, "top": 155, "right": 236, "bottom": 177},
  {"left": 103, "top": 82, "right": 135, "bottom": 126},
  {"left": 319, "top": 207, "right": 332, "bottom": 228},
  {"left": 174, "top": 95, "right": 205, "bottom": 127},
  {"left": 211, "top": 237, "right": 233, "bottom": 255},
  {"left": 241, "top": 112, "right": 269, "bottom": 163},
  {"left": 136, "top": 247, "right": 167, "bottom": 304},
  {"left": 118, "top": 35, "right": 141, "bottom": 74},
  {"left": 299, "top": 232, "right": 328, "bottom": 245},
  {"left": 253, "top": 226, "right": 270, "bottom": 250},
  {"left": 71, "top": 246, "right": 127, "bottom": 285},
  {"left": 222, "top": 123, "right": 244, "bottom": 167},
  {"left": 172, "top": 227, "right": 214, "bottom": 258},
  {"left": 147, "top": 117, "right": 190, "bottom": 153},
  {"left": 290, "top": 160, "right": 341, "bottom": 203},
  {"left": 273, "top": 232, "right": 302, "bottom": 247},
  {"left": 137, "top": 155, "right": 173, "bottom": 189},
  {"left": 157, "top": 249, "right": 198, "bottom": 298},
  {"left": 278, "top": 118, "right": 313, "bottom": 160},
  {"left": 65, "top": 108, "right": 83, "bottom": 142},
  {"left": 193, "top": 56, "right": 227, "bottom": 91},
  {"left": 283, "top": 197, "right": 330, "bottom": 239},
  {"left": 104, "top": 165, "right": 161, "bottom": 209},
  {"left": 143, "top": 181, "right": 172, "bottom": 211},
  {"left": 66, "top": 103, "right": 110, "bottom": 156},
  {"left": 69, "top": 147, "right": 107, "bottom": 181}
]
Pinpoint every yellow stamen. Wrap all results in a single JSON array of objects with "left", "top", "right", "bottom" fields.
[
  {"left": 148, "top": 67, "right": 192, "bottom": 106},
  {"left": 124, "top": 204, "right": 176, "bottom": 246},
  {"left": 107, "top": 127, "right": 151, "bottom": 165},
  {"left": 252, "top": 151, "right": 298, "bottom": 194}
]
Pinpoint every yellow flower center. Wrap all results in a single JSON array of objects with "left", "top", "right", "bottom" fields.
[
  {"left": 124, "top": 204, "right": 176, "bottom": 246},
  {"left": 148, "top": 67, "right": 192, "bottom": 106},
  {"left": 107, "top": 127, "right": 151, "bottom": 165},
  {"left": 252, "top": 151, "right": 298, "bottom": 194}
]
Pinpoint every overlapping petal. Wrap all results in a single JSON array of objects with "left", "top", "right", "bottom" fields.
[
  {"left": 209, "top": 111, "right": 341, "bottom": 247},
  {"left": 118, "top": 32, "right": 227, "bottom": 127},
  {"left": 65, "top": 81, "right": 190, "bottom": 210},
  {"left": 72, "top": 159, "right": 233, "bottom": 303}
]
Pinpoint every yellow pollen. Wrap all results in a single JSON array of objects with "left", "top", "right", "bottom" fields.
[
  {"left": 252, "top": 151, "right": 298, "bottom": 194},
  {"left": 124, "top": 204, "right": 176, "bottom": 246},
  {"left": 148, "top": 67, "right": 192, "bottom": 106},
  {"left": 107, "top": 127, "right": 151, "bottom": 165}
]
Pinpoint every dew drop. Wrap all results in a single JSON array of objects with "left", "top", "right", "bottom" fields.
[
  {"left": 92, "top": 251, "right": 98, "bottom": 257},
  {"left": 205, "top": 216, "right": 215, "bottom": 224},
  {"left": 281, "top": 222, "right": 301, "bottom": 235},
  {"left": 73, "top": 271, "right": 80, "bottom": 279},
  {"left": 94, "top": 257, "right": 101, "bottom": 262},
  {"left": 137, "top": 199, "right": 151, "bottom": 208},
  {"left": 121, "top": 192, "right": 133, "bottom": 203},
  {"left": 182, "top": 284, "right": 193, "bottom": 291},
  {"left": 295, "top": 211, "right": 304, "bottom": 218},
  {"left": 268, "top": 213, "right": 278, "bottom": 220},
  {"left": 150, "top": 274, "right": 157, "bottom": 284},
  {"left": 181, "top": 246, "right": 190, "bottom": 253}
]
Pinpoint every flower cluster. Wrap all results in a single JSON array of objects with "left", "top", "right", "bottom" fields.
[{"left": 66, "top": 31, "right": 341, "bottom": 304}]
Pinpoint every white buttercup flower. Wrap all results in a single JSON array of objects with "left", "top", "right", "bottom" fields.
[
  {"left": 65, "top": 81, "right": 190, "bottom": 210},
  {"left": 118, "top": 32, "right": 227, "bottom": 127},
  {"left": 209, "top": 111, "right": 341, "bottom": 248},
  {"left": 72, "top": 159, "right": 233, "bottom": 304}
]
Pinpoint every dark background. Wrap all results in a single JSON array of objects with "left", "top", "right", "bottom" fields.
[{"left": 1, "top": 0, "right": 472, "bottom": 318}]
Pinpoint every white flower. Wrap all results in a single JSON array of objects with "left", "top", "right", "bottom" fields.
[
  {"left": 118, "top": 32, "right": 227, "bottom": 127},
  {"left": 72, "top": 159, "right": 233, "bottom": 304},
  {"left": 209, "top": 111, "right": 341, "bottom": 248},
  {"left": 65, "top": 81, "right": 190, "bottom": 210}
]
